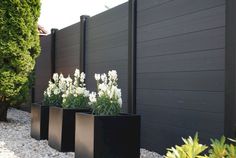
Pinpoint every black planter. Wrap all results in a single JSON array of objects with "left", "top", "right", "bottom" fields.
[
  {"left": 31, "top": 103, "right": 49, "bottom": 140},
  {"left": 75, "top": 113, "right": 141, "bottom": 158},
  {"left": 48, "top": 106, "right": 90, "bottom": 152}
]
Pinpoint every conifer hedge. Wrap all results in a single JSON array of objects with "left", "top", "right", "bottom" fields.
[{"left": 0, "top": 0, "right": 41, "bottom": 121}]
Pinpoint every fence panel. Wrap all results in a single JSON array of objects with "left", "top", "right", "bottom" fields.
[
  {"left": 136, "top": 0, "right": 226, "bottom": 154},
  {"left": 55, "top": 23, "right": 81, "bottom": 76},
  {"left": 85, "top": 3, "right": 129, "bottom": 112},
  {"left": 35, "top": 35, "right": 52, "bottom": 102},
  {"left": 35, "top": 0, "right": 229, "bottom": 154}
]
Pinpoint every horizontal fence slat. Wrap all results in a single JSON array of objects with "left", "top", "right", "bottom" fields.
[
  {"left": 137, "top": 89, "right": 224, "bottom": 113},
  {"left": 137, "top": 0, "right": 225, "bottom": 27},
  {"left": 138, "top": 5, "right": 225, "bottom": 42},
  {"left": 137, "top": 71, "right": 224, "bottom": 91},
  {"left": 137, "top": 49, "right": 224, "bottom": 73},
  {"left": 137, "top": 27, "right": 225, "bottom": 58}
]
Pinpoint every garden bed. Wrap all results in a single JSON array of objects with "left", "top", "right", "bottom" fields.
[{"left": 0, "top": 108, "right": 163, "bottom": 158}]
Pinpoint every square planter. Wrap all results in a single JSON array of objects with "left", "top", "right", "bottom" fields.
[
  {"left": 48, "top": 106, "right": 90, "bottom": 152},
  {"left": 31, "top": 103, "right": 49, "bottom": 140},
  {"left": 75, "top": 113, "right": 141, "bottom": 158}
]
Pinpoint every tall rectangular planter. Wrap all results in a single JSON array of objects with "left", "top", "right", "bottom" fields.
[
  {"left": 31, "top": 103, "right": 49, "bottom": 140},
  {"left": 75, "top": 113, "right": 141, "bottom": 158},
  {"left": 48, "top": 106, "right": 90, "bottom": 152}
]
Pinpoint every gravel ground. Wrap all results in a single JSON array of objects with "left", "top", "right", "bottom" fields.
[{"left": 0, "top": 108, "right": 163, "bottom": 158}]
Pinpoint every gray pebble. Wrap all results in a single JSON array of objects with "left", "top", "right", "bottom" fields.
[{"left": 0, "top": 108, "right": 163, "bottom": 158}]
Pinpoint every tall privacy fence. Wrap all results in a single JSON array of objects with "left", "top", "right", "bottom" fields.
[{"left": 34, "top": 0, "right": 236, "bottom": 154}]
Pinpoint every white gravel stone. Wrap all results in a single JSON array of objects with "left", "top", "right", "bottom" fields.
[
  {"left": 0, "top": 108, "right": 163, "bottom": 158},
  {"left": 140, "top": 149, "right": 163, "bottom": 158}
]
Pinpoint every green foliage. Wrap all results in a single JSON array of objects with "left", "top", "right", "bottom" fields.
[
  {"left": 165, "top": 134, "right": 236, "bottom": 158},
  {"left": 43, "top": 92, "right": 62, "bottom": 107},
  {"left": 209, "top": 136, "right": 227, "bottom": 158},
  {"left": 61, "top": 69, "right": 90, "bottom": 109},
  {"left": 0, "top": 0, "right": 41, "bottom": 105},
  {"left": 62, "top": 94, "right": 89, "bottom": 109},
  {"left": 165, "top": 133, "right": 208, "bottom": 158},
  {"left": 43, "top": 73, "right": 63, "bottom": 106},
  {"left": 44, "top": 70, "right": 90, "bottom": 109},
  {"left": 227, "top": 144, "right": 236, "bottom": 158},
  {"left": 91, "top": 96, "right": 121, "bottom": 115},
  {"left": 89, "top": 71, "right": 122, "bottom": 116},
  {"left": 209, "top": 137, "right": 236, "bottom": 158}
]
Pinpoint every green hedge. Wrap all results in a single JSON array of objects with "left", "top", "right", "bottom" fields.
[{"left": 0, "top": 0, "right": 41, "bottom": 105}]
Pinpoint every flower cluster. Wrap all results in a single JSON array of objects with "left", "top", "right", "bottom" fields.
[
  {"left": 89, "top": 70, "right": 122, "bottom": 115},
  {"left": 43, "top": 69, "right": 122, "bottom": 114},
  {"left": 43, "top": 69, "right": 89, "bottom": 109},
  {"left": 61, "top": 69, "right": 89, "bottom": 109},
  {"left": 43, "top": 73, "right": 65, "bottom": 106}
]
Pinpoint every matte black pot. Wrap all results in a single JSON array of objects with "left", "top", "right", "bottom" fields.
[
  {"left": 48, "top": 106, "right": 90, "bottom": 152},
  {"left": 75, "top": 113, "right": 141, "bottom": 158},
  {"left": 31, "top": 103, "right": 49, "bottom": 140}
]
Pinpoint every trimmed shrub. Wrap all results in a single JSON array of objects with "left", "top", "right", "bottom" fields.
[{"left": 0, "top": 0, "right": 41, "bottom": 121}]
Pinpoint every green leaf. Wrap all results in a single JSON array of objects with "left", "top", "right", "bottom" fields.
[
  {"left": 165, "top": 133, "right": 208, "bottom": 158},
  {"left": 0, "top": 0, "right": 41, "bottom": 106}
]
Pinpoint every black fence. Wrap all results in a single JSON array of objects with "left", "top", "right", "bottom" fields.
[{"left": 35, "top": 0, "right": 236, "bottom": 154}]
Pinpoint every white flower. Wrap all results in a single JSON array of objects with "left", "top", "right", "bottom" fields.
[
  {"left": 80, "top": 72, "right": 85, "bottom": 83},
  {"left": 80, "top": 83, "right": 86, "bottom": 87},
  {"left": 101, "top": 73, "right": 107, "bottom": 82},
  {"left": 65, "top": 90, "right": 70, "bottom": 96},
  {"left": 89, "top": 92, "right": 97, "bottom": 103},
  {"left": 98, "top": 91, "right": 104, "bottom": 97},
  {"left": 58, "top": 69, "right": 90, "bottom": 108},
  {"left": 62, "top": 93, "right": 67, "bottom": 98},
  {"left": 73, "top": 80, "right": 77, "bottom": 86},
  {"left": 46, "top": 89, "right": 51, "bottom": 97},
  {"left": 74, "top": 69, "right": 80, "bottom": 78},
  {"left": 91, "top": 70, "right": 123, "bottom": 114},
  {"left": 84, "top": 90, "right": 90, "bottom": 97},
  {"left": 53, "top": 88, "right": 60, "bottom": 95},
  {"left": 59, "top": 82, "right": 66, "bottom": 92},
  {"left": 116, "top": 88, "right": 122, "bottom": 98},
  {"left": 65, "top": 76, "right": 73, "bottom": 88},
  {"left": 62, "top": 98, "right": 66, "bottom": 103},
  {"left": 98, "top": 83, "right": 107, "bottom": 92},
  {"left": 108, "top": 70, "right": 117, "bottom": 81},
  {"left": 118, "top": 98, "right": 122, "bottom": 107},
  {"left": 76, "top": 87, "right": 84, "bottom": 95},
  {"left": 48, "top": 80, "right": 54, "bottom": 87},
  {"left": 59, "top": 73, "right": 64, "bottom": 78},
  {"left": 59, "top": 73, "right": 64, "bottom": 80},
  {"left": 95, "top": 74, "right": 101, "bottom": 81},
  {"left": 66, "top": 76, "right": 72, "bottom": 83},
  {"left": 53, "top": 73, "right": 59, "bottom": 82}
]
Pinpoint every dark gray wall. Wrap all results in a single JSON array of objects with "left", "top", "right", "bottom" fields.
[
  {"left": 137, "top": 0, "right": 225, "bottom": 154},
  {"left": 85, "top": 3, "right": 129, "bottom": 112},
  {"left": 55, "top": 23, "right": 81, "bottom": 76},
  {"left": 35, "top": 35, "right": 52, "bottom": 102},
  {"left": 35, "top": 23, "right": 81, "bottom": 102},
  {"left": 225, "top": 0, "right": 236, "bottom": 138}
]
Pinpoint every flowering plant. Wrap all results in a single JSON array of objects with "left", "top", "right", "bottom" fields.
[
  {"left": 43, "top": 73, "right": 65, "bottom": 106},
  {"left": 89, "top": 70, "right": 122, "bottom": 115},
  {"left": 61, "top": 69, "right": 90, "bottom": 109},
  {"left": 43, "top": 69, "right": 90, "bottom": 108}
]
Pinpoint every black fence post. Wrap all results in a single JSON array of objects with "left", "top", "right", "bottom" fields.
[
  {"left": 51, "top": 28, "right": 58, "bottom": 76},
  {"left": 31, "top": 70, "right": 35, "bottom": 104},
  {"left": 128, "top": 0, "right": 137, "bottom": 114},
  {"left": 80, "top": 15, "right": 90, "bottom": 73},
  {"left": 225, "top": 0, "right": 236, "bottom": 138}
]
